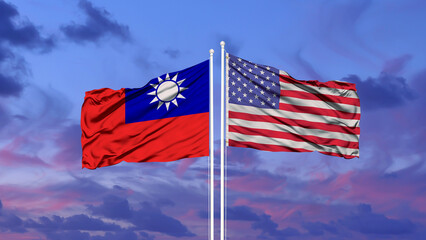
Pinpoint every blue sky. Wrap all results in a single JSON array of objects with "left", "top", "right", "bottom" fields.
[{"left": 1, "top": 0, "right": 426, "bottom": 239}]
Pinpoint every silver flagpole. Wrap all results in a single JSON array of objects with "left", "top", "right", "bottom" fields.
[
  {"left": 220, "top": 41, "right": 225, "bottom": 240},
  {"left": 209, "top": 49, "right": 214, "bottom": 240}
]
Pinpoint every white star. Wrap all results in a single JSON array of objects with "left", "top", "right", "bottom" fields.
[
  {"left": 260, "top": 70, "right": 265, "bottom": 75},
  {"left": 254, "top": 75, "right": 259, "bottom": 79},
  {"left": 266, "top": 66, "right": 271, "bottom": 70},
  {"left": 260, "top": 90, "right": 265, "bottom": 95},
  {"left": 248, "top": 68, "right": 253, "bottom": 73},
  {"left": 237, "top": 87, "right": 242, "bottom": 92},
  {"left": 243, "top": 83, "right": 247, "bottom": 87},
  {"left": 272, "top": 82, "right": 276, "bottom": 86},
  {"left": 260, "top": 80, "right": 264, "bottom": 85},
  {"left": 232, "top": 91, "right": 236, "bottom": 96},
  {"left": 254, "top": 65, "right": 258, "bottom": 68},
  {"left": 237, "top": 77, "right": 241, "bottom": 81},
  {"left": 266, "top": 86, "right": 270, "bottom": 90},
  {"left": 232, "top": 62, "right": 236, "bottom": 66},
  {"left": 231, "top": 81, "right": 236, "bottom": 86},
  {"left": 238, "top": 58, "right": 242, "bottom": 62},
  {"left": 243, "top": 72, "right": 247, "bottom": 76},
  {"left": 266, "top": 76, "right": 270, "bottom": 80},
  {"left": 254, "top": 95, "right": 259, "bottom": 99},
  {"left": 243, "top": 63, "right": 247, "bottom": 67},
  {"left": 237, "top": 67, "right": 242, "bottom": 71},
  {"left": 254, "top": 85, "right": 259, "bottom": 89},
  {"left": 237, "top": 97, "right": 242, "bottom": 102},
  {"left": 273, "top": 93, "right": 277, "bottom": 97},
  {"left": 261, "top": 101, "right": 265, "bottom": 105},
  {"left": 232, "top": 71, "right": 236, "bottom": 76},
  {"left": 243, "top": 93, "right": 247, "bottom": 97},
  {"left": 249, "top": 99, "right": 253, "bottom": 103},
  {"left": 272, "top": 102, "right": 276, "bottom": 106},
  {"left": 267, "top": 97, "right": 271, "bottom": 102},
  {"left": 272, "top": 72, "right": 276, "bottom": 76},
  {"left": 249, "top": 89, "right": 253, "bottom": 93}
]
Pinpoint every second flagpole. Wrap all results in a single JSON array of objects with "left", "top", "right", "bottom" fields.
[{"left": 220, "top": 41, "right": 226, "bottom": 240}]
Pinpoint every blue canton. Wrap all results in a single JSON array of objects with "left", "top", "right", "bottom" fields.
[{"left": 228, "top": 54, "right": 280, "bottom": 109}]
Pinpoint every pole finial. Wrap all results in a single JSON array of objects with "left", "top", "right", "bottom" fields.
[
  {"left": 220, "top": 41, "right": 225, "bottom": 46},
  {"left": 209, "top": 49, "right": 214, "bottom": 54}
]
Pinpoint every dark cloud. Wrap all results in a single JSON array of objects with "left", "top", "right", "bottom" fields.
[
  {"left": 61, "top": 0, "right": 130, "bottom": 44},
  {"left": 0, "top": 0, "right": 55, "bottom": 51},
  {"left": 130, "top": 202, "right": 195, "bottom": 237},
  {"left": 0, "top": 47, "right": 26, "bottom": 97},
  {"left": 342, "top": 72, "right": 415, "bottom": 110},
  {"left": 227, "top": 206, "right": 260, "bottom": 221},
  {"left": 302, "top": 221, "right": 338, "bottom": 236},
  {"left": 340, "top": 204, "right": 416, "bottom": 235},
  {"left": 25, "top": 214, "right": 122, "bottom": 232},
  {"left": 164, "top": 48, "right": 181, "bottom": 59},
  {"left": 0, "top": 73, "right": 23, "bottom": 97},
  {"left": 88, "top": 195, "right": 132, "bottom": 220},
  {"left": 252, "top": 214, "right": 300, "bottom": 239},
  {"left": 0, "top": 200, "right": 27, "bottom": 233}
]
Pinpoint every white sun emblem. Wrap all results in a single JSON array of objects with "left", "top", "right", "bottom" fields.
[{"left": 147, "top": 73, "right": 187, "bottom": 111}]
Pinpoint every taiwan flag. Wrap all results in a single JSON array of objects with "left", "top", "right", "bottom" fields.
[{"left": 81, "top": 60, "right": 209, "bottom": 169}]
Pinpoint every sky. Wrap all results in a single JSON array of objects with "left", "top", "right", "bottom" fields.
[{"left": 0, "top": 0, "right": 426, "bottom": 239}]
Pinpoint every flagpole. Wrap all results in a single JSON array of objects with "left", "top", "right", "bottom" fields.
[
  {"left": 209, "top": 49, "right": 214, "bottom": 240},
  {"left": 220, "top": 41, "right": 225, "bottom": 240}
]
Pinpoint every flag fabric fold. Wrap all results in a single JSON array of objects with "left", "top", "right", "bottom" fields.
[
  {"left": 81, "top": 60, "right": 209, "bottom": 169},
  {"left": 226, "top": 54, "right": 360, "bottom": 158}
]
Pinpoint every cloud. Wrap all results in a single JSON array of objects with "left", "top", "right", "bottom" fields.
[
  {"left": 164, "top": 48, "right": 181, "bottom": 59},
  {"left": 342, "top": 72, "right": 415, "bottom": 110},
  {"left": 252, "top": 214, "right": 300, "bottom": 239},
  {"left": 0, "top": 46, "right": 26, "bottom": 97},
  {"left": 339, "top": 204, "right": 416, "bottom": 235},
  {"left": 382, "top": 55, "right": 412, "bottom": 75},
  {"left": 227, "top": 206, "right": 260, "bottom": 221},
  {"left": 88, "top": 195, "right": 132, "bottom": 220},
  {"left": 0, "top": 0, "right": 55, "bottom": 52},
  {"left": 302, "top": 221, "right": 338, "bottom": 236},
  {"left": 130, "top": 202, "right": 195, "bottom": 237},
  {"left": 61, "top": 0, "right": 130, "bottom": 44}
]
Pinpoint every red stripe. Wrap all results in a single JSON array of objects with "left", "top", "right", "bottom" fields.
[
  {"left": 229, "top": 125, "right": 359, "bottom": 149},
  {"left": 229, "top": 139, "right": 357, "bottom": 159},
  {"left": 280, "top": 75, "right": 357, "bottom": 91},
  {"left": 229, "top": 111, "right": 360, "bottom": 135},
  {"left": 229, "top": 139, "right": 311, "bottom": 153},
  {"left": 280, "top": 90, "right": 360, "bottom": 107},
  {"left": 279, "top": 103, "right": 361, "bottom": 120}
]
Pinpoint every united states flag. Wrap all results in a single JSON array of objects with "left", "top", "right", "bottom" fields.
[{"left": 226, "top": 54, "right": 360, "bottom": 158}]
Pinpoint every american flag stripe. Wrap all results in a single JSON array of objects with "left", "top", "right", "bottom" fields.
[
  {"left": 226, "top": 54, "right": 360, "bottom": 159},
  {"left": 228, "top": 117, "right": 359, "bottom": 143},
  {"left": 229, "top": 126, "right": 359, "bottom": 149},
  {"left": 279, "top": 96, "right": 360, "bottom": 114},
  {"left": 228, "top": 132, "right": 358, "bottom": 157},
  {"left": 228, "top": 104, "right": 359, "bottom": 130},
  {"left": 228, "top": 111, "right": 360, "bottom": 135},
  {"left": 281, "top": 90, "right": 360, "bottom": 107},
  {"left": 280, "top": 80, "right": 360, "bottom": 99}
]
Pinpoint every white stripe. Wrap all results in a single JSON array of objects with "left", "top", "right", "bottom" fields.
[
  {"left": 280, "top": 81, "right": 359, "bottom": 99},
  {"left": 228, "top": 118, "right": 359, "bottom": 142},
  {"left": 228, "top": 132, "right": 359, "bottom": 157},
  {"left": 228, "top": 103, "right": 360, "bottom": 127},
  {"left": 280, "top": 96, "right": 361, "bottom": 114},
  {"left": 279, "top": 69, "right": 290, "bottom": 76}
]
